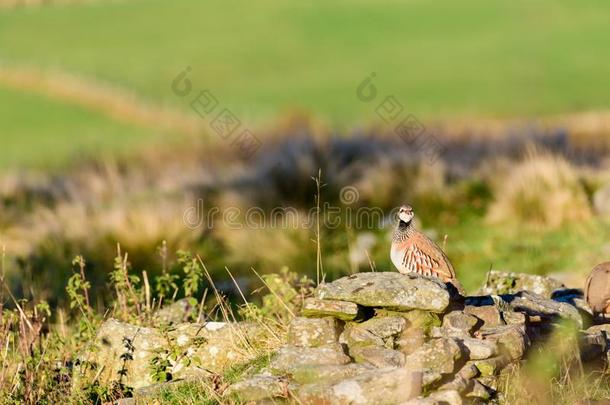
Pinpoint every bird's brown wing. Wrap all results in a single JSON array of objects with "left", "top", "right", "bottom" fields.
[
  {"left": 584, "top": 268, "right": 610, "bottom": 313},
  {"left": 402, "top": 235, "right": 455, "bottom": 281}
]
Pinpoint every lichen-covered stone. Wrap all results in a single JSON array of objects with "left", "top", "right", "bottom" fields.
[
  {"left": 75, "top": 319, "right": 262, "bottom": 389},
  {"left": 343, "top": 316, "right": 407, "bottom": 350},
  {"left": 290, "top": 364, "right": 373, "bottom": 385},
  {"left": 427, "top": 390, "right": 464, "bottom": 405},
  {"left": 225, "top": 374, "right": 290, "bottom": 402},
  {"left": 358, "top": 316, "right": 407, "bottom": 339},
  {"left": 377, "top": 309, "right": 442, "bottom": 336},
  {"left": 396, "top": 328, "right": 426, "bottom": 356},
  {"left": 403, "top": 389, "right": 463, "bottom": 405},
  {"left": 405, "top": 338, "right": 464, "bottom": 375},
  {"left": 269, "top": 344, "right": 351, "bottom": 373},
  {"left": 437, "top": 374, "right": 471, "bottom": 393},
  {"left": 350, "top": 346, "right": 406, "bottom": 368},
  {"left": 502, "top": 310, "right": 527, "bottom": 326},
  {"left": 302, "top": 297, "right": 360, "bottom": 321},
  {"left": 457, "top": 337, "right": 498, "bottom": 360},
  {"left": 463, "top": 304, "right": 505, "bottom": 328},
  {"left": 341, "top": 324, "right": 385, "bottom": 348},
  {"left": 441, "top": 311, "right": 479, "bottom": 336},
  {"left": 480, "top": 270, "right": 564, "bottom": 298},
  {"left": 315, "top": 272, "right": 450, "bottom": 313},
  {"left": 477, "top": 324, "right": 528, "bottom": 361},
  {"left": 585, "top": 324, "right": 610, "bottom": 336},
  {"left": 297, "top": 367, "right": 421, "bottom": 404},
  {"left": 287, "top": 317, "right": 342, "bottom": 348},
  {"left": 469, "top": 356, "right": 507, "bottom": 377},
  {"left": 153, "top": 298, "right": 199, "bottom": 325},
  {"left": 465, "top": 379, "right": 493, "bottom": 400}
]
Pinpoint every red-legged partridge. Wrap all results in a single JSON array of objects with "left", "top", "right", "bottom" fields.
[
  {"left": 391, "top": 204, "right": 464, "bottom": 294},
  {"left": 585, "top": 262, "right": 610, "bottom": 319}
]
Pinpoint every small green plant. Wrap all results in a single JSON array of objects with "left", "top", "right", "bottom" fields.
[
  {"left": 110, "top": 245, "right": 143, "bottom": 321},
  {"left": 177, "top": 250, "right": 203, "bottom": 297}
]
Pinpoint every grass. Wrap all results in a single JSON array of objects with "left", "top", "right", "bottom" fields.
[
  {"left": 2, "top": 0, "right": 609, "bottom": 121},
  {"left": 0, "top": 86, "right": 169, "bottom": 170},
  {"left": 1, "top": 1, "right": 610, "bottom": 169}
]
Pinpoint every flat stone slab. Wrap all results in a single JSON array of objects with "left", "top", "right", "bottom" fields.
[
  {"left": 315, "top": 272, "right": 450, "bottom": 313},
  {"left": 302, "top": 297, "right": 360, "bottom": 321},
  {"left": 504, "top": 291, "right": 582, "bottom": 326}
]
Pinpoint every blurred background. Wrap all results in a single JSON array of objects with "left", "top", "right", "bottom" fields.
[{"left": 2, "top": 0, "right": 610, "bottom": 305}]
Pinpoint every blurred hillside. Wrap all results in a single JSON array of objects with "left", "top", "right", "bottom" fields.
[
  {"left": 1, "top": 0, "right": 610, "bottom": 169},
  {"left": 1, "top": 0, "right": 610, "bottom": 303}
]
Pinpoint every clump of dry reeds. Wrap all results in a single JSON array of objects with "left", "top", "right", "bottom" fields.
[{"left": 487, "top": 150, "right": 592, "bottom": 229}]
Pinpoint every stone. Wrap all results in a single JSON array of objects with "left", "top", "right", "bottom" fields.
[
  {"left": 302, "top": 297, "right": 361, "bottom": 321},
  {"left": 269, "top": 344, "right": 351, "bottom": 373},
  {"left": 580, "top": 330, "right": 607, "bottom": 361},
  {"left": 421, "top": 370, "right": 444, "bottom": 388},
  {"left": 504, "top": 291, "right": 582, "bottom": 326},
  {"left": 441, "top": 311, "right": 480, "bottom": 336},
  {"left": 458, "top": 363, "right": 480, "bottom": 379},
  {"left": 405, "top": 338, "right": 464, "bottom": 375},
  {"left": 376, "top": 309, "right": 442, "bottom": 336},
  {"left": 436, "top": 364, "right": 479, "bottom": 394},
  {"left": 297, "top": 367, "right": 421, "bottom": 404},
  {"left": 502, "top": 310, "right": 527, "bottom": 326},
  {"left": 290, "top": 364, "right": 373, "bottom": 385},
  {"left": 469, "top": 356, "right": 507, "bottom": 377},
  {"left": 465, "top": 379, "right": 493, "bottom": 400},
  {"left": 464, "top": 304, "right": 505, "bottom": 328},
  {"left": 426, "top": 390, "right": 463, "bottom": 405},
  {"left": 437, "top": 374, "right": 471, "bottom": 393},
  {"left": 315, "top": 272, "right": 450, "bottom": 313},
  {"left": 342, "top": 316, "right": 407, "bottom": 350},
  {"left": 402, "top": 389, "right": 463, "bottom": 405},
  {"left": 75, "top": 319, "right": 262, "bottom": 389},
  {"left": 350, "top": 346, "right": 406, "bottom": 368},
  {"left": 396, "top": 328, "right": 426, "bottom": 356},
  {"left": 480, "top": 270, "right": 564, "bottom": 298},
  {"left": 153, "top": 298, "right": 199, "bottom": 325},
  {"left": 476, "top": 324, "right": 528, "bottom": 361},
  {"left": 287, "top": 317, "right": 342, "bottom": 348},
  {"left": 341, "top": 325, "right": 385, "bottom": 348},
  {"left": 225, "top": 374, "right": 290, "bottom": 402},
  {"left": 358, "top": 316, "right": 407, "bottom": 339},
  {"left": 457, "top": 337, "right": 498, "bottom": 360},
  {"left": 585, "top": 324, "right": 610, "bottom": 336}
]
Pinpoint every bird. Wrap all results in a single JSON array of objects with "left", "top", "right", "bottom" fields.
[
  {"left": 391, "top": 204, "right": 464, "bottom": 294},
  {"left": 585, "top": 262, "right": 610, "bottom": 319}
]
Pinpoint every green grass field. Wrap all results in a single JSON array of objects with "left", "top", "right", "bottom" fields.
[
  {"left": 1, "top": 0, "right": 610, "bottom": 168},
  {"left": 0, "top": 86, "right": 169, "bottom": 169}
]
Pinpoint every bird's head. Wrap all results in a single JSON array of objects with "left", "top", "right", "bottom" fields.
[{"left": 397, "top": 205, "right": 414, "bottom": 224}]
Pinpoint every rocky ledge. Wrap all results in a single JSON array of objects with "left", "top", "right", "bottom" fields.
[{"left": 79, "top": 270, "right": 610, "bottom": 404}]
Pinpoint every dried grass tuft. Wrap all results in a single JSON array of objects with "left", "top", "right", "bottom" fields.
[{"left": 487, "top": 150, "right": 592, "bottom": 229}]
